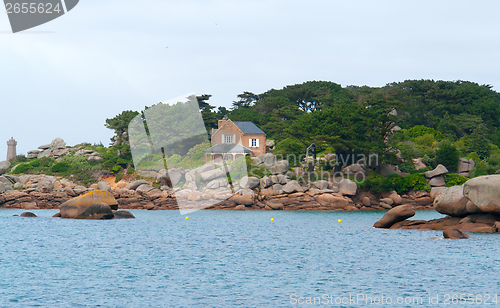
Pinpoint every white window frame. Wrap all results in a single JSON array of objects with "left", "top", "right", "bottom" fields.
[
  {"left": 224, "top": 134, "right": 233, "bottom": 144},
  {"left": 249, "top": 138, "right": 259, "bottom": 148}
]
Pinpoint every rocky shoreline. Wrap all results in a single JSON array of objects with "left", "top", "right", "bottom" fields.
[
  {"left": 0, "top": 174, "right": 437, "bottom": 211},
  {"left": 374, "top": 174, "right": 500, "bottom": 236}
]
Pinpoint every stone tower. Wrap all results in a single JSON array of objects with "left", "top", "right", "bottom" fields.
[{"left": 6, "top": 137, "right": 17, "bottom": 161}]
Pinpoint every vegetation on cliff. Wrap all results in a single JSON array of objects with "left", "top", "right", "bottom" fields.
[{"left": 6, "top": 79, "right": 500, "bottom": 191}]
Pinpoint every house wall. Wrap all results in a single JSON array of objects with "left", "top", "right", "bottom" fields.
[
  {"left": 211, "top": 119, "right": 267, "bottom": 157},
  {"left": 241, "top": 134, "right": 266, "bottom": 157}
]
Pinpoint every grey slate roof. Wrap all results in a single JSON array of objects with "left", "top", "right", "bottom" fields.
[
  {"left": 232, "top": 121, "right": 266, "bottom": 135},
  {"left": 205, "top": 144, "right": 253, "bottom": 154}
]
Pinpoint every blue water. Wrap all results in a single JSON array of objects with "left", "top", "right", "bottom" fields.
[{"left": 0, "top": 209, "right": 499, "bottom": 307}]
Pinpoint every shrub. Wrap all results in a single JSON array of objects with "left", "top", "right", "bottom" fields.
[
  {"left": 12, "top": 163, "right": 31, "bottom": 174},
  {"left": 435, "top": 141, "right": 459, "bottom": 171},
  {"left": 38, "top": 157, "right": 55, "bottom": 167},
  {"left": 115, "top": 170, "right": 123, "bottom": 183},
  {"left": 51, "top": 162, "right": 71, "bottom": 173},
  {"left": 444, "top": 174, "right": 468, "bottom": 187},
  {"left": 361, "top": 172, "right": 430, "bottom": 193},
  {"left": 403, "top": 173, "right": 431, "bottom": 192},
  {"left": 13, "top": 155, "right": 27, "bottom": 163}
]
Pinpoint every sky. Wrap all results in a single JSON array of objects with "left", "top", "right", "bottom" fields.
[{"left": 1, "top": 0, "right": 500, "bottom": 157}]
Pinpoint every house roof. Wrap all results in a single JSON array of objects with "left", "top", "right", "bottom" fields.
[
  {"left": 205, "top": 144, "right": 253, "bottom": 154},
  {"left": 232, "top": 121, "right": 266, "bottom": 135}
]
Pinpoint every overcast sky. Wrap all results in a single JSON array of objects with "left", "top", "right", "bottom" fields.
[{"left": 1, "top": 0, "right": 500, "bottom": 157}]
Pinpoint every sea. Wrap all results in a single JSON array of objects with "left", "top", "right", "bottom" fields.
[{"left": 0, "top": 209, "right": 499, "bottom": 307}]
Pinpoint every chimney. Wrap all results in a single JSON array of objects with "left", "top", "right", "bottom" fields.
[
  {"left": 218, "top": 118, "right": 227, "bottom": 129},
  {"left": 7, "top": 137, "right": 17, "bottom": 161}
]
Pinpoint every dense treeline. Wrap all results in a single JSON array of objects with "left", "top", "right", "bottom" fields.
[{"left": 102, "top": 79, "right": 500, "bottom": 179}]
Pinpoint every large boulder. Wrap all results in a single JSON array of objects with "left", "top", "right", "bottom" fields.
[
  {"left": 430, "top": 187, "right": 447, "bottom": 199},
  {"left": 263, "top": 153, "right": 277, "bottom": 169},
  {"left": 97, "top": 181, "right": 111, "bottom": 192},
  {"left": 338, "top": 179, "right": 357, "bottom": 196},
  {"left": 282, "top": 180, "right": 303, "bottom": 194},
  {"left": 412, "top": 158, "right": 427, "bottom": 170},
  {"left": 0, "top": 176, "right": 11, "bottom": 185},
  {"left": 266, "top": 200, "right": 283, "bottom": 210},
  {"left": 196, "top": 164, "right": 216, "bottom": 174},
  {"left": 380, "top": 164, "right": 401, "bottom": 177},
  {"left": 59, "top": 190, "right": 118, "bottom": 218},
  {"left": 232, "top": 194, "right": 254, "bottom": 206},
  {"left": 313, "top": 180, "right": 329, "bottom": 190},
  {"left": 126, "top": 180, "right": 149, "bottom": 190},
  {"left": 260, "top": 176, "right": 272, "bottom": 189},
  {"left": 0, "top": 182, "right": 6, "bottom": 194},
  {"left": 443, "top": 228, "right": 470, "bottom": 239},
  {"left": 433, "top": 185, "right": 469, "bottom": 217},
  {"left": 200, "top": 169, "right": 226, "bottom": 182},
  {"left": 36, "top": 179, "right": 54, "bottom": 193},
  {"left": 316, "top": 194, "right": 349, "bottom": 209},
  {"left": 113, "top": 210, "right": 135, "bottom": 219},
  {"left": 457, "top": 158, "right": 475, "bottom": 176},
  {"left": 373, "top": 204, "right": 415, "bottom": 228},
  {"left": 168, "top": 171, "right": 183, "bottom": 187},
  {"left": 260, "top": 184, "right": 283, "bottom": 196},
  {"left": 51, "top": 137, "right": 66, "bottom": 149},
  {"left": 0, "top": 161, "right": 11, "bottom": 174},
  {"left": 275, "top": 160, "right": 289, "bottom": 174},
  {"left": 75, "top": 203, "right": 114, "bottom": 220},
  {"left": 424, "top": 164, "right": 448, "bottom": 178},
  {"left": 463, "top": 175, "right": 500, "bottom": 214},
  {"left": 240, "top": 176, "right": 260, "bottom": 189},
  {"left": 429, "top": 176, "right": 445, "bottom": 187}
]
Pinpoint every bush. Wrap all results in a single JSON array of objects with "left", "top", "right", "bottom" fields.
[
  {"left": 13, "top": 155, "right": 27, "bottom": 163},
  {"left": 444, "top": 174, "right": 468, "bottom": 187},
  {"left": 12, "top": 163, "right": 31, "bottom": 174},
  {"left": 38, "top": 157, "right": 55, "bottom": 167},
  {"left": 50, "top": 162, "right": 71, "bottom": 173},
  {"left": 361, "top": 172, "right": 430, "bottom": 193},
  {"left": 435, "top": 141, "right": 459, "bottom": 171},
  {"left": 403, "top": 173, "right": 431, "bottom": 192},
  {"left": 115, "top": 170, "right": 123, "bottom": 183}
]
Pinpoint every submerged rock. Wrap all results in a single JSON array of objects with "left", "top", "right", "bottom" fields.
[
  {"left": 20, "top": 212, "right": 37, "bottom": 217},
  {"left": 443, "top": 229, "right": 470, "bottom": 239},
  {"left": 113, "top": 210, "right": 135, "bottom": 219}
]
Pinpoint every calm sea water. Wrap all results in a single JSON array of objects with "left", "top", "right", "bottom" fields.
[{"left": 0, "top": 209, "right": 499, "bottom": 307}]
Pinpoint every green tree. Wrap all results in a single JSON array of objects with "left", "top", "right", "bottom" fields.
[{"left": 435, "top": 141, "right": 459, "bottom": 171}]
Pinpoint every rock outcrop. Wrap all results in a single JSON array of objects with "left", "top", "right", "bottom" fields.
[
  {"left": 433, "top": 185, "right": 469, "bottom": 217},
  {"left": 463, "top": 175, "right": 500, "bottom": 214},
  {"left": 373, "top": 204, "right": 416, "bottom": 228},
  {"left": 0, "top": 161, "right": 11, "bottom": 175},
  {"left": 59, "top": 190, "right": 118, "bottom": 218},
  {"left": 75, "top": 203, "right": 114, "bottom": 220}
]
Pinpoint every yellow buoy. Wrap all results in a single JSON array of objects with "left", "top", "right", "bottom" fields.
[
  {"left": 270, "top": 218, "right": 274, "bottom": 222},
  {"left": 338, "top": 219, "right": 342, "bottom": 223},
  {"left": 185, "top": 216, "right": 189, "bottom": 220}
]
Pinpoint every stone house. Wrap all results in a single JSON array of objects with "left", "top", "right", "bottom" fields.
[{"left": 205, "top": 118, "right": 266, "bottom": 162}]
